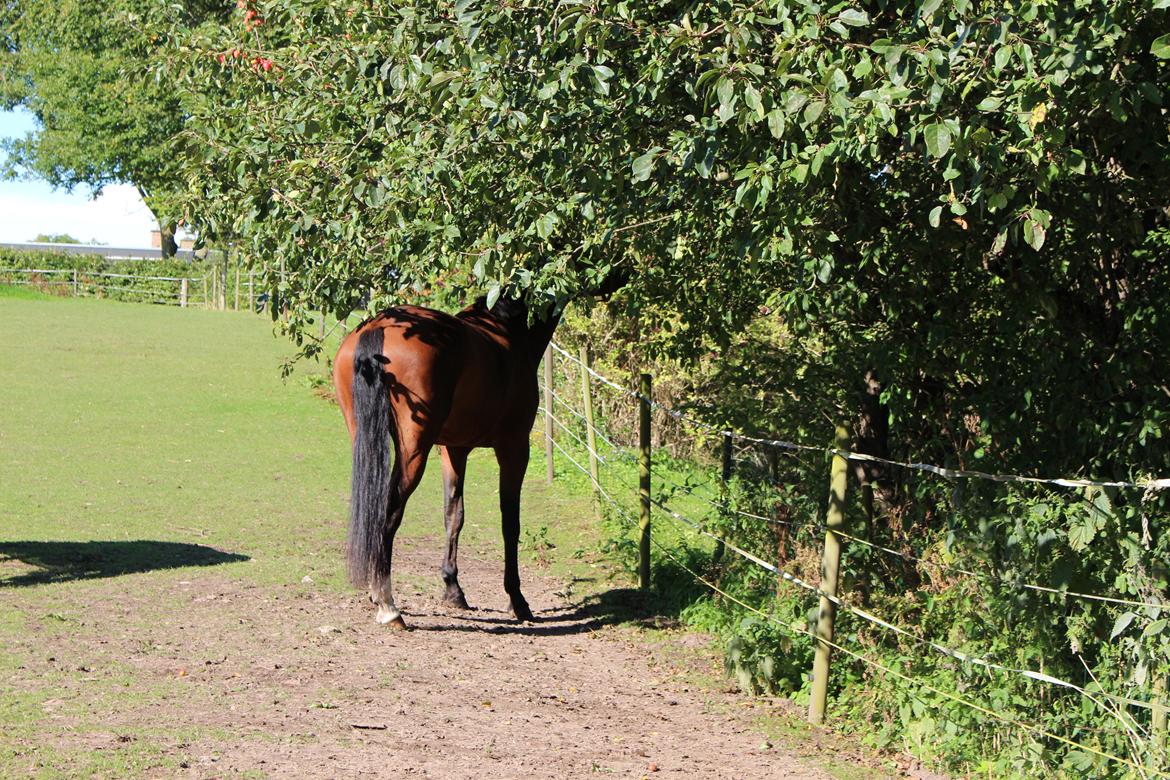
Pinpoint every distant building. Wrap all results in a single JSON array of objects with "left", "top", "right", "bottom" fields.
[{"left": 150, "top": 230, "right": 196, "bottom": 251}]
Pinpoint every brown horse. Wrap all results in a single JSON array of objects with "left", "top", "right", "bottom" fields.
[{"left": 332, "top": 295, "right": 559, "bottom": 628}]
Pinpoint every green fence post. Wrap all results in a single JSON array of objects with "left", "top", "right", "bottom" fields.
[
  {"left": 712, "top": 433, "right": 732, "bottom": 563},
  {"left": 544, "top": 345, "right": 555, "bottom": 484},
  {"left": 808, "top": 425, "right": 851, "bottom": 725},
  {"left": 639, "top": 373, "right": 652, "bottom": 590},
  {"left": 580, "top": 345, "right": 602, "bottom": 522}
]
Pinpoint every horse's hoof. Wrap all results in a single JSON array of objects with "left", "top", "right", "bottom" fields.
[
  {"left": 442, "top": 591, "right": 472, "bottom": 610},
  {"left": 376, "top": 613, "right": 409, "bottom": 630},
  {"left": 375, "top": 605, "right": 408, "bottom": 629},
  {"left": 512, "top": 604, "right": 535, "bottom": 623}
]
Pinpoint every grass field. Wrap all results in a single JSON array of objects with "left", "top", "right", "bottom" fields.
[
  {"left": 0, "top": 291, "right": 608, "bottom": 775},
  {"left": 0, "top": 289, "right": 890, "bottom": 779}
]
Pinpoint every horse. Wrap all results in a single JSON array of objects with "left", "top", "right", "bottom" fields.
[{"left": 332, "top": 295, "right": 560, "bottom": 628}]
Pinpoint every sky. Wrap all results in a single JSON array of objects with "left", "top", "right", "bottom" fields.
[{"left": 0, "top": 108, "right": 161, "bottom": 248}]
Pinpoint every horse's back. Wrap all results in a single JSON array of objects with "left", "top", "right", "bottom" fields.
[{"left": 333, "top": 305, "right": 535, "bottom": 448}]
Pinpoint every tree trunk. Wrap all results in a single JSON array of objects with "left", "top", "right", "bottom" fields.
[{"left": 159, "top": 222, "right": 179, "bottom": 259}]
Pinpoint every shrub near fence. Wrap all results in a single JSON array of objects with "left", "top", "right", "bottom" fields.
[
  {"left": 0, "top": 247, "right": 201, "bottom": 306},
  {"left": 0, "top": 247, "right": 257, "bottom": 310}
]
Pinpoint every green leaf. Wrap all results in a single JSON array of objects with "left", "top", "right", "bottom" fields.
[
  {"left": 743, "top": 84, "right": 764, "bottom": 119},
  {"left": 766, "top": 109, "right": 785, "bottom": 139},
  {"left": 1142, "top": 618, "right": 1167, "bottom": 639},
  {"left": 1110, "top": 612, "right": 1136, "bottom": 640},
  {"left": 631, "top": 148, "right": 658, "bottom": 183},
  {"left": 535, "top": 211, "right": 560, "bottom": 240},
  {"left": 918, "top": 0, "right": 943, "bottom": 19},
  {"left": 1067, "top": 519, "right": 1096, "bottom": 551},
  {"left": 994, "top": 46, "right": 1012, "bottom": 73},
  {"left": 837, "top": 9, "right": 870, "bottom": 27},
  {"left": 1151, "top": 34, "right": 1170, "bottom": 60},
  {"left": 802, "top": 100, "right": 826, "bottom": 125},
  {"left": 1024, "top": 214, "right": 1046, "bottom": 250},
  {"left": 923, "top": 122, "right": 951, "bottom": 158},
  {"left": 717, "top": 77, "right": 735, "bottom": 110},
  {"left": 928, "top": 205, "right": 942, "bottom": 228}
]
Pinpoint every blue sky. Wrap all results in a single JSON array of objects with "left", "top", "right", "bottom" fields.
[{"left": 0, "top": 108, "right": 159, "bottom": 247}]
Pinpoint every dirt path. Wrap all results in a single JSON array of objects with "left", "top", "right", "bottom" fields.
[{"left": 11, "top": 532, "right": 855, "bottom": 779}]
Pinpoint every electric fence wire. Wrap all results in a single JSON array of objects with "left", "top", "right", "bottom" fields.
[
  {"left": 537, "top": 406, "right": 608, "bottom": 465},
  {"left": 649, "top": 494, "right": 1164, "bottom": 726},
  {"left": 642, "top": 527, "right": 1158, "bottom": 777},
  {"left": 547, "top": 341, "right": 1170, "bottom": 492},
  {"left": 833, "top": 527, "right": 1170, "bottom": 614},
  {"left": 541, "top": 364, "right": 1170, "bottom": 613},
  {"left": 542, "top": 405, "right": 1158, "bottom": 724},
  {"left": 544, "top": 384, "right": 623, "bottom": 453}
]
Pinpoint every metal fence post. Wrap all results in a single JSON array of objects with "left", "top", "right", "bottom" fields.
[
  {"left": 808, "top": 425, "right": 851, "bottom": 724},
  {"left": 544, "top": 345, "right": 555, "bottom": 484},
  {"left": 639, "top": 373, "right": 652, "bottom": 590},
  {"left": 580, "top": 345, "right": 602, "bottom": 522}
]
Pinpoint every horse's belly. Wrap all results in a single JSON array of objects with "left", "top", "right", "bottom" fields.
[{"left": 438, "top": 371, "right": 536, "bottom": 449}]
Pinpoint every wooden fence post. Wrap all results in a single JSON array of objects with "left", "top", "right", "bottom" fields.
[
  {"left": 180, "top": 278, "right": 188, "bottom": 308},
  {"left": 202, "top": 273, "right": 208, "bottom": 309},
  {"left": 248, "top": 271, "right": 254, "bottom": 312},
  {"left": 712, "top": 433, "right": 733, "bottom": 563},
  {"left": 639, "top": 373, "right": 652, "bottom": 590},
  {"left": 219, "top": 260, "right": 227, "bottom": 311},
  {"left": 279, "top": 256, "right": 288, "bottom": 321},
  {"left": 580, "top": 345, "right": 602, "bottom": 522},
  {"left": 808, "top": 425, "right": 851, "bottom": 725},
  {"left": 72, "top": 269, "right": 79, "bottom": 296},
  {"left": 544, "top": 345, "right": 555, "bottom": 484},
  {"left": 234, "top": 262, "right": 241, "bottom": 311},
  {"left": 1152, "top": 676, "right": 1168, "bottom": 769}
]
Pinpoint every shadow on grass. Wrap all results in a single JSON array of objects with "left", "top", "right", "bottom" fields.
[{"left": 0, "top": 540, "right": 250, "bottom": 587}]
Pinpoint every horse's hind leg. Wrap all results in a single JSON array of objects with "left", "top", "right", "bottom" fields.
[
  {"left": 439, "top": 446, "right": 473, "bottom": 609},
  {"left": 370, "top": 433, "right": 431, "bottom": 628},
  {"left": 495, "top": 441, "right": 534, "bottom": 622}
]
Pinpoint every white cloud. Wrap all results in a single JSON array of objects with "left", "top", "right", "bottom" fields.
[{"left": 0, "top": 182, "right": 161, "bottom": 248}]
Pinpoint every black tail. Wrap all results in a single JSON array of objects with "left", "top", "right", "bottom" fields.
[{"left": 347, "top": 328, "right": 397, "bottom": 588}]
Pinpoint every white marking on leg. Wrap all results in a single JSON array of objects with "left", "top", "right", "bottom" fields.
[{"left": 370, "top": 580, "right": 401, "bottom": 625}]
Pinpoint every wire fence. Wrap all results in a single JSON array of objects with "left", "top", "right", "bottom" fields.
[{"left": 537, "top": 340, "right": 1170, "bottom": 777}]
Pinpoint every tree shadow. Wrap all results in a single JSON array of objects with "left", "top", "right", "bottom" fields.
[{"left": 0, "top": 540, "right": 250, "bottom": 587}]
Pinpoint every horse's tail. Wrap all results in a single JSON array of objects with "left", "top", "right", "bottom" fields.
[{"left": 347, "top": 327, "right": 398, "bottom": 588}]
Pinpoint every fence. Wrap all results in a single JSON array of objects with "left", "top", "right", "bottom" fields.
[
  {"left": 537, "top": 340, "right": 1170, "bottom": 776},
  {"left": 0, "top": 266, "right": 261, "bottom": 311}
]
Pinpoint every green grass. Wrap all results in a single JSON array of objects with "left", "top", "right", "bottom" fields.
[
  {"left": 0, "top": 295, "right": 601, "bottom": 776},
  {"left": 0, "top": 283, "right": 56, "bottom": 301}
]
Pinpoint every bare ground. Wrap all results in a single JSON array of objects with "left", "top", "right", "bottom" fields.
[{"left": 4, "top": 532, "right": 896, "bottom": 779}]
